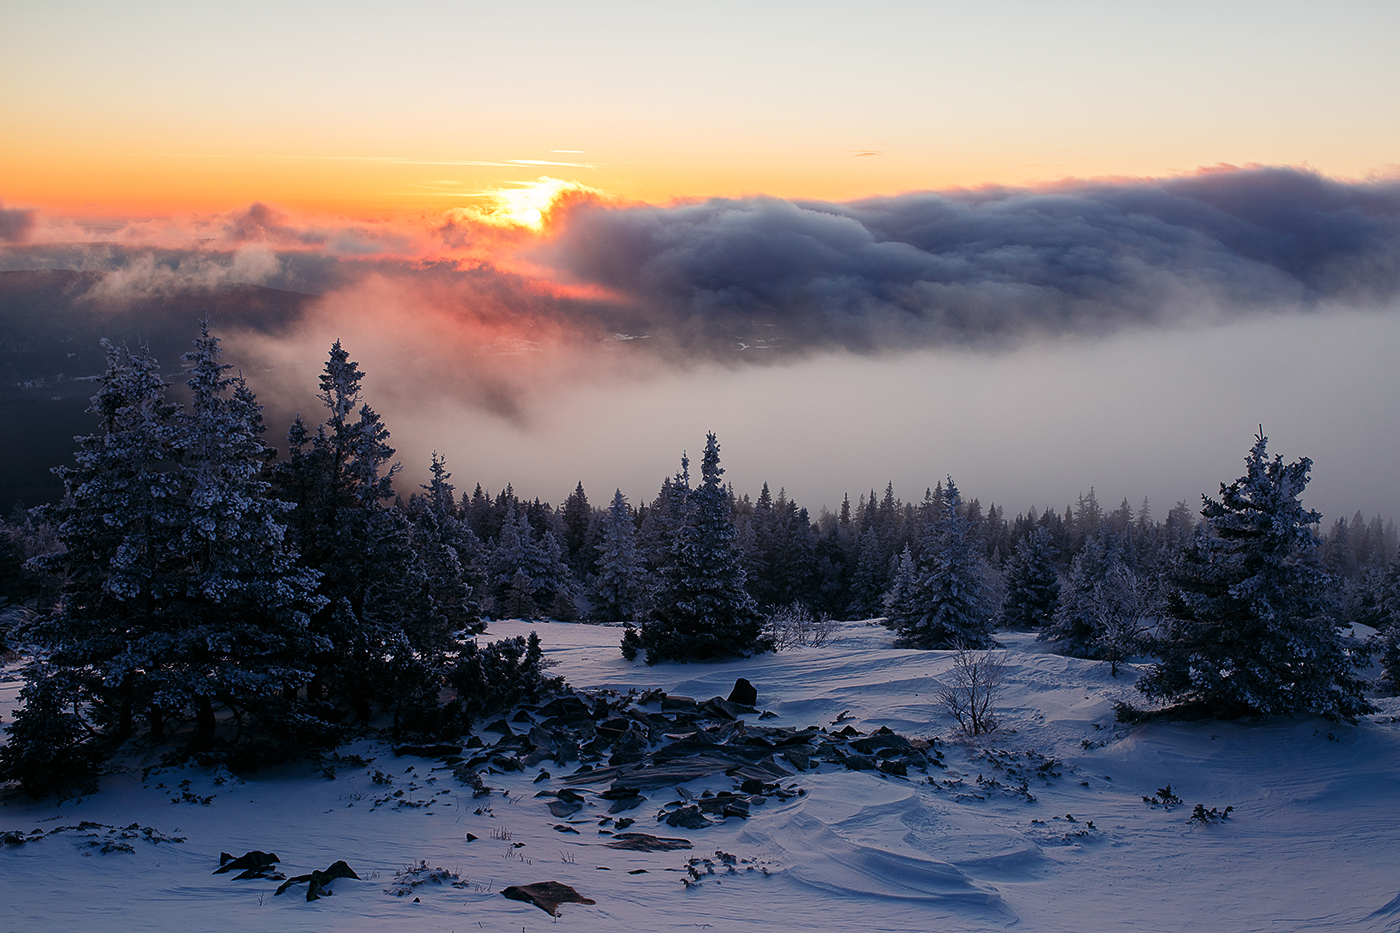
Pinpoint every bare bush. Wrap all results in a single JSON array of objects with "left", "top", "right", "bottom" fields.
[
  {"left": 765, "top": 604, "right": 839, "bottom": 651},
  {"left": 937, "top": 645, "right": 1006, "bottom": 736}
]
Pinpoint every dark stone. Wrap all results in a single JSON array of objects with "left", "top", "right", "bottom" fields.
[
  {"left": 548, "top": 799, "right": 584, "bottom": 818},
  {"left": 728, "top": 678, "right": 758, "bottom": 706},
  {"left": 663, "top": 805, "right": 713, "bottom": 829},
  {"left": 213, "top": 850, "right": 279, "bottom": 875},
  {"left": 501, "top": 881, "right": 596, "bottom": 917},
  {"left": 604, "top": 832, "right": 692, "bottom": 852},
  {"left": 275, "top": 860, "right": 359, "bottom": 901},
  {"left": 783, "top": 748, "right": 812, "bottom": 770},
  {"left": 392, "top": 743, "right": 463, "bottom": 758},
  {"left": 607, "top": 795, "right": 645, "bottom": 814}
]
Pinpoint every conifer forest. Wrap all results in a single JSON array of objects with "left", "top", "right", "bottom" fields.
[{"left": 0, "top": 324, "right": 1395, "bottom": 796}]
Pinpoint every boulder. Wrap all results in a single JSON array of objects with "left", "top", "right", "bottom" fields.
[
  {"left": 275, "top": 860, "right": 360, "bottom": 901},
  {"left": 728, "top": 678, "right": 758, "bottom": 706},
  {"left": 501, "top": 881, "right": 596, "bottom": 917},
  {"left": 214, "top": 850, "right": 279, "bottom": 876}
]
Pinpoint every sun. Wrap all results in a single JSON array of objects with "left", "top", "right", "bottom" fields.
[{"left": 473, "top": 176, "right": 598, "bottom": 231}]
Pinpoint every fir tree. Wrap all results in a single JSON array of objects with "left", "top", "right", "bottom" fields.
[
  {"left": 0, "top": 664, "right": 101, "bottom": 798},
  {"left": 272, "top": 340, "right": 450, "bottom": 721},
  {"left": 629, "top": 434, "right": 767, "bottom": 662},
  {"left": 1135, "top": 431, "right": 1371, "bottom": 720},
  {"left": 590, "top": 489, "right": 644, "bottom": 623},
  {"left": 1001, "top": 526, "right": 1060, "bottom": 630},
  {"left": 32, "top": 341, "right": 186, "bottom": 740},
  {"left": 174, "top": 324, "right": 324, "bottom": 740},
  {"left": 888, "top": 478, "right": 995, "bottom": 649}
]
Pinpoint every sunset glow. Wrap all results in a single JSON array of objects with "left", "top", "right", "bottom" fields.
[
  {"left": 468, "top": 177, "right": 601, "bottom": 231},
  {"left": 3, "top": 0, "right": 1400, "bottom": 522}
]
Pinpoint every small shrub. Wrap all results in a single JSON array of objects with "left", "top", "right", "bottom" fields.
[
  {"left": 937, "top": 645, "right": 1005, "bottom": 737},
  {"left": 1188, "top": 803, "right": 1233, "bottom": 824},
  {"left": 765, "top": 604, "right": 838, "bottom": 651},
  {"left": 1142, "top": 784, "right": 1184, "bottom": 809},
  {"left": 448, "top": 632, "right": 563, "bottom": 724}
]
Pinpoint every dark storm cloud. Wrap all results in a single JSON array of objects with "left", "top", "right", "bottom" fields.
[
  {"left": 540, "top": 166, "right": 1400, "bottom": 356},
  {"left": 0, "top": 201, "right": 38, "bottom": 243}
]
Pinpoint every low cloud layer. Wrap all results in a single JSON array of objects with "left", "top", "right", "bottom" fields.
[
  {"left": 540, "top": 165, "right": 1400, "bottom": 356},
  {"left": 4, "top": 165, "right": 1400, "bottom": 416},
  {"left": 0, "top": 201, "right": 37, "bottom": 243}
]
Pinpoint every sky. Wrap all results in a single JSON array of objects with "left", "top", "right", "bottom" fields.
[{"left": 3, "top": 1, "right": 1400, "bottom": 522}]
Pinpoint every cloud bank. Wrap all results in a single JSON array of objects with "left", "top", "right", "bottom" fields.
[
  {"left": 4, "top": 165, "right": 1399, "bottom": 419},
  {"left": 539, "top": 165, "right": 1400, "bottom": 356}
]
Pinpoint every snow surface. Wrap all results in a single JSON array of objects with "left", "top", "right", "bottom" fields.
[{"left": 4, "top": 620, "right": 1400, "bottom": 932}]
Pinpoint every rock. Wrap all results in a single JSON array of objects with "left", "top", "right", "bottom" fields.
[
  {"left": 501, "top": 881, "right": 596, "bottom": 917},
  {"left": 663, "top": 805, "right": 713, "bottom": 829},
  {"left": 604, "top": 832, "right": 693, "bottom": 852},
  {"left": 783, "top": 748, "right": 812, "bottom": 770},
  {"left": 214, "top": 850, "right": 279, "bottom": 876},
  {"left": 607, "top": 795, "right": 646, "bottom": 814},
  {"left": 548, "top": 799, "right": 584, "bottom": 818},
  {"left": 275, "top": 860, "right": 360, "bottom": 901},
  {"left": 728, "top": 678, "right": 758, "bottom": 706},
  {"left": 393, "top": 743, "right": 463, "bottom": 758}
]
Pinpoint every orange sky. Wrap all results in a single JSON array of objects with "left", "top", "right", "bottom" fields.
[{"left": 4, "top": 1, "right": 1398, "bottom": 218}]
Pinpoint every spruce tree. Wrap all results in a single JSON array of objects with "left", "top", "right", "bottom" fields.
[
  {"left": 32, "top": 341, "right": 186, "bottom": 740},
  {"left": 888, "top": 478, "right": 995, "bottom": 649},
  {"left": 629, "top": 434, "right": 767, "bottom": 662},
  {"left": 175, "top": 324, "right": 327, "bottom": 738},
  {"left": 272, "top": 340, "right": 451, "bottom": 721},
  {"left": 590, "top": 489, "right": 644, "bottom": 623},
  {"left": 1001, "top": 526, "right": 1061, "bottom": 630},
  {"left": 1136, "top": 432, "right": 1370, "bottom": 720}
]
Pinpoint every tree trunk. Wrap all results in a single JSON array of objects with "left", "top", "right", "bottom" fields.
[{"left": 195, "top": 696, "right": 216, "bottom": 742}]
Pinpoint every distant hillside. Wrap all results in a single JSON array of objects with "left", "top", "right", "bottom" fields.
[{"left": 0, "top": 270, "right": 318, "bottom": 512}]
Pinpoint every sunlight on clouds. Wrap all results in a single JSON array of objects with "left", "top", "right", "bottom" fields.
[{"left": 459, "top": 177, "right": 602, "bottom": 231}]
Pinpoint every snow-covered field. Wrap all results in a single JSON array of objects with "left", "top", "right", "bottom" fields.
[{"left": 4, "top": 620, "right": 1400, "bottom": 932}]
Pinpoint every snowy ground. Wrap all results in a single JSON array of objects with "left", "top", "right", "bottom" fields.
[{"left": 4, "top": 620, "right": 1400, "bottom": 932}]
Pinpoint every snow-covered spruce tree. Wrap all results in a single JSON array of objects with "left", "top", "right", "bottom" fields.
[
  {"left": 882, "top": 544, "right": 921, "bottom": 627},
  {"left": 406, "top": 453, "right": 483, "bottom": 635},
  {"left": 1134, "top": 431, "right": 1371, "bottom": 721},
  {"left": 628, "top": 434, "right": 768, "bottom": 663},
  {"left": 1363, "top": 563, "right": 1400, "bottom": 688},
  {"left": 1001, "top": 526, "right": 1061, "bottom": 630},
  {"left": 271, "top": 341, "right": 452, "bottom": 722},
  {"left": 888, "top": 478, "right": 995, "bottom": 649},
  {"left": 1041, "top": 531, "right": 1153, "bottom": 673},
  {"left": 30, "top": 341, "right": 186, "bottom": 742},
  {"left": 0, "top": 664, "right": 101, "bottom": 798},
  {"left": 1039, "top": 532, "right": 1124, "bottom": 657},
  {"left": 589, "top": 489, "right": 645, "bottom": 623},
  {"left": 560, "top": 481, "right": 595, "bottom": 577},
  {"left": 25, "top": 328, "right": 326, "bottom": 758},
  {"left": 488, "top": 503, "right": 549, "bottom": 619},
  {"left": 174, "top": 323, "right": 325, "bottom": 741}
]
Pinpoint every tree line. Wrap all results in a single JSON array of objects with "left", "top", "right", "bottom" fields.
[{"left": 2, "top": 325, "right": 1398, "bottom": 794}]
